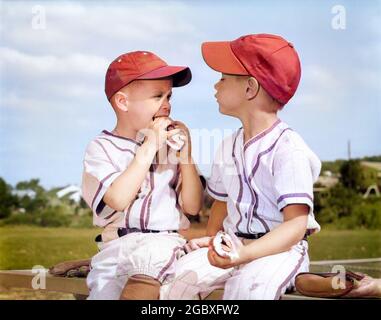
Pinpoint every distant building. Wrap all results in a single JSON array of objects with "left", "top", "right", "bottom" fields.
[
  {"left": 56, "top": 185, "right": 82, "bottom": 203},
  {"left": 361, "top": 161, "right": 381, "bottom": 178},
  {"left": 11, "top": 189, "right": 36, "bottom": 199},
  {"left": 323, "top": 170, "right": 333, "bottom": 177},
  {"left": 363, "top": 185, "right": 380, "bottom": 198},
  {"left": 315, "top": 175, "right": 339, "bottom": 189},
  {"left": 361, "top": 161, "right": 381, "bottom": 198}
]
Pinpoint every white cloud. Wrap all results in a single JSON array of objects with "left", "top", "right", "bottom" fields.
[
  {"left": 0, "top": 1, "right": 203, "bottom": 113},
  {"left": 1, "top": 1, "right": 200, "bottom": 56},
  {"left": 293, "top": 61, "right": 381, "bottom": 113},
  {"left": 0, "top": 47, "right": 108, "bottom": 109},
  {"left": 292, "top": 64, "right": 344, "bottom": 112},
  {"left": 0, "top": 47, "right": 108, "bottom": 78},
  {"left": 304, "top": 65, "right": 341, "bottom": 90}
]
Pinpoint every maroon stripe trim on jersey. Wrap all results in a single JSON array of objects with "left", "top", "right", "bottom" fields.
[
  {"left": 275, "top": 243, "right": 307, "bottom": 300},
  {"left": 277, "top": 193, "right": 313, "bottom": 204},
  {"left": 232, "top": 129, "right": 245, "bottom": 233},
  {"left": 144, "top": 170, "right": 155, "bottom": 229},
  {"left": 156, "top": 246, "right": 183, "bottom": 282},
  {"left": 125, "top": 204, "right": 133, "bottom": 229},
  {"left": 91, "top": 171, "right": 120, "bottom": 214},
  {"left": 140, "top": 167, "right": 155, "bottom": 230},
  {"left": 104, "top": 210, "right": 117, "bottom": 220},
  {"left": 243, "top": 119, "right": 281, "bottom": 152},
  {"left": 102, "top": 130, "right": 142, "bottom": 146},
  {"left": 94, "top": 140, "right": 117, "bottom": 167},
  {"left": 97, "top": 137, "right": 136, "bottom": 156},
  {"left": 207, "top": 185, "right": 228, "bottom": 198},
  {"left": 246, "top": 128, "right": 292, "bottom": 233}
]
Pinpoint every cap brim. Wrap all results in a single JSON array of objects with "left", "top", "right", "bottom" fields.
[
  {"left": 201, "top": 41, "right": 248, "bottom": 75},
  {"left": 137, "top": 65, "right": 192, "bottom": 87}
]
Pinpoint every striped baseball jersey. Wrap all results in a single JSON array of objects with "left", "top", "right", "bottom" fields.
[
  {"left": 81, "top": 130, "right": 190, "bottom": 231},
  {"left": 207, "top": 119, "right": 321, "bottom": 234}
]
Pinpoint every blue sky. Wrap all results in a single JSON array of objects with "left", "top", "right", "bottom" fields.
[{"left": 0, "top": 0, "right": 380, "bottom": 188}]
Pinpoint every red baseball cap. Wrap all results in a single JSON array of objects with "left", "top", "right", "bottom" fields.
[
  {"left": 201, "top": 34, "right": 301, "bottom": 105},
  {"left": 105, "top": 51, "right": 192, "bottom": 101}
]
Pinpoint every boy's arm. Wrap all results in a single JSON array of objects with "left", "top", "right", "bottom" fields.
[
  {"left": 182, "top": 199, "right": 227, "bottom": 253},
  {"left": 103, "top": 141, "right": 157, "bottom": 212},
  {"left": 179, "top": 160, "right": 203, "bottom": 215},
  {"left": 241, "top": 204, "right": 308, "bottom": 261},
  {"left": 208, "top": 204, "right": 308, "bottom": 268},
  {"left": 206, "top": 200, "right": 227, "bottom": 236}
]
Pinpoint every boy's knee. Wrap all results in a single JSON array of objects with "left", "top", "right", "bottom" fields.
[
  {"left": 161, "top": 269, "right": 202, "bottom": 300},
  {"left": 120, "top": 274, "right": 161, "bottom": 300}
]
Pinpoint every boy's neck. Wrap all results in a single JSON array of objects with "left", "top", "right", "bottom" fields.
[
  {"left": 239, "top": 110, "right": 279, "bottom": 144},
  {"left": 112, "top": 121, "right": 139, "bottom": 142}
]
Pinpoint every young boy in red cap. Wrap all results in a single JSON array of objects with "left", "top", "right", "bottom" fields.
[
  {"left": 161, "top": 34, "right": 321, "bottom": 300},
  {"left": 81, "top": 51, "right": 203, "bottom": 299}
]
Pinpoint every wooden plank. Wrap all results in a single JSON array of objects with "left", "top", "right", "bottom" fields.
[
  {"left": 310, "top": 258, "right": 381, "bottom": 265},
  {"left": 281, "top": 293, "right": 329, "bottom": 300},
  {"left": 0, "top": 270, "right": 88, "bottom": 296},
  {"left": 203, "top": 288, "right": 327, "bottom": 300},
  {"left": 0, "top": 270, "right": 326, "bottom": 300}
]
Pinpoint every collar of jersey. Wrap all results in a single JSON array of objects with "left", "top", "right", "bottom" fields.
[
  {"left": 101, "top": 130, "right": 143, "bottom": 146},
  {"left": 242, "top": 119, "right": 283, "bottom": 152}
]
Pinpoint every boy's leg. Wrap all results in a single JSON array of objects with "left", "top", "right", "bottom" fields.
[
  {"left": 86, "top": 238, "right": 127, "bottom": 300},
  {"left": 160, "top": 247, "right": 233, "bottom": 300},
  {"left": 116, "top": 233, "right": 187, "bottom": 300},
  {"left": 120, "top": 274, "right": 161, "bottom": 300},
  {"left": 223, "top": 240, "right": 309, "bottom": 300}
]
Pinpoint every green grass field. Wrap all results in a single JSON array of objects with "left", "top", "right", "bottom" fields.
[
  {"left": 0, "top": 226, "right": 100, "bottom": 270},
  {"left": 308, "top": 228, "right": 381, "bottom": 261},
  {"left": 0, "top": 225, "right": 380, "bottom": 270}
]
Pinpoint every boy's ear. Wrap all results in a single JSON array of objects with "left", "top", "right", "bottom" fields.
[
  {"left": 245, "top": 77, "right": 260, "bottom": 100},
  {"left": 113, "top": 91, "right": 129, "bottom": 112}
]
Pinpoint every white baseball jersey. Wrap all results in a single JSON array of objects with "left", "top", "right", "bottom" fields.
[
  {"left": 207, "top": 119, "right": 321, "bottom": 234},
  {"left": 81, "top": 130, "right": 190, "bottom": 232}
]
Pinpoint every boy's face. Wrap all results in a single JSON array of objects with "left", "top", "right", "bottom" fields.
[
  {"left": 122, "top": 79, "right": 173, "bottom": 130},
  {"left": 214, "top": 74, "right": 247, "bottom": 116}
]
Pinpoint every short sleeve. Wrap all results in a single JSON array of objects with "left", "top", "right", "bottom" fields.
[
  {"left": 81, "top": 140, "right": 131, "bottom": 219},
  {"left": 206, "top": 142, "right": 228, "bottom": 202},
  {"left": 273, "top": 148, "right": 315, "bottom": 213}
]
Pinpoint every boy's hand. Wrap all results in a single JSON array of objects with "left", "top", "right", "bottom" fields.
[
  {"left": 170, "top": 120, "right": 192, "bottom": 164},
  {"left": 207, "top": 243, "right": 243, "bottom": 269},
  {"left": 142, "top": 117, "right": 181, "bottom": 152},
  {"left": 344, "top": 275, "right": 381, "bottom": 298},
  {"left": 207, "top": 235, "right": 248, "bottom": 269},
  {"left": 184, "top": 236, "right": 211, "bottom": 253}
]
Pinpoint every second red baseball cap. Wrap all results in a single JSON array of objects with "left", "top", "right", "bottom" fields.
[
  {"left": 105, "top": 51, "right": 192, "bottom": 101},
  {"left": 201, "top": 34, "right": 301, "bottom": 105}
]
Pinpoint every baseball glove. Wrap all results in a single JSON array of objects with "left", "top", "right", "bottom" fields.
[{"left": 295, "top": 270, "right": 364, "bottom": 298}]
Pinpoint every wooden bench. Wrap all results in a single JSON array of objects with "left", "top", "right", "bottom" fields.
[
  {"left": 0, "top": 269, "right": 89, "bottom": 299},
  {"left": 0, "top": 269, "right": 326, "bottom": 300}
]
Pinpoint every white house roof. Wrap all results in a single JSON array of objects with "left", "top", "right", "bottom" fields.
[
  {"left": 56, "top": 185, "right": 82, "bottom": 203},
  {"left": 11, "top": 189, "right": 36, "bottom": 199}
]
